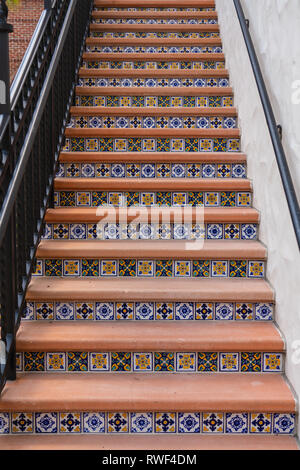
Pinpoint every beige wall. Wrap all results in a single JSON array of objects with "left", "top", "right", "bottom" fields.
[{"left": 215, "top": 0, "right": 300, "bottom": 434}]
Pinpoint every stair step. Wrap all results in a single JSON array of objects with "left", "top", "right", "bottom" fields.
[
  {"left": 91, "top": 11, "right": 218, "bottom": 19},
  {"left": 89, "top": 31, "right": 221, "bottom": 39},
  {"left": 0, "top": 434, "right": 297, "bottom": 451},
  {"left": 26, "top": 276, "right": 274, "bottom": 302},
  {"left": 59, "top": 151, "right": 244, "bottom": 163},
  {"left": 0, "top": 373, "right": 295, "bottom": 413},
  {"left": 93, "top": 1, "right": 217, "bottom": 7},
  {"left": 36, "top": 240, "right": 266, "bottom": 260},
  {"left": 79, "top": 68, "right": 228, "bottom": 77},
  {"left": 16, "top": 322, "right": 283, "bottom": 352},
  {"left": 76, "top": 86, "right": 232, "bottom": 95},
  {"left": 86, "top": 46, "right": 222, "bottom": 54},
  {"left": 70, "top": 107, "right": 236, "bottom": 117},
  {"left": 75, "top": 94, "right": 233, "bottom": 108},
  {"left": 85, "top": 38, "right": 223, "bottom": 46},
  {"left": 45, "top": 207, "right": 258, "bottom": 223},
  {"left": 89, "top": 24, "right": 220, "bottom": 32},
  {"left": 54, "top": 178, "right": 250, "bottom": 191}
]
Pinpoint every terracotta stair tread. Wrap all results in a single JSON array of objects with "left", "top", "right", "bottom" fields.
[
  {"left": 76, "top": 86, "right": 232, "bottom": 95},
  {"left": 82, "top": 53, "right": 224, "bottom": 61},
  {"left": 0, "top": 434, "right": 298, "bottom": 450},
  {"left": 85, "top": 38, "right": 223, "bottom": 46},
  {"left": 36, "top": 239, "right": 266, "bottom": 260},
  {"left": 91, "top": 11, "right": 218, "bottom": 19},
  {"left": 59, "top": 151, "right": 245, "bottom": 163},
  {"left": 45, "top": 206, "right": 259, "bottom": 223},
  {"left": 79, "top": 69, "right": 229, "bottom": 77},
  {"left": 26, "top": 277, "right": 274, "bottom": 302},
  {"left": 70, "top": 106, "right": 237, "bottom": 116},
  {"left": 54, "top": 178, "right": 251, "bottom": 191},
  {"left": 16, "top": 321, "right": 284, "bottom": 352},
  {"left": 94, "top": 0, "right": 216, "bottom": 7},
  {"left": 65, "top": 128, "right": 239, "bottom": 138},
  {"left": 0, "top": 373, "right": 294, "bottom": 413},
  {"left": 89, "top": 24, "right": 220, "bottom": 32}
]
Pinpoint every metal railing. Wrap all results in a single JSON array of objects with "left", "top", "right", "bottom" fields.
[
  {"left": 234, "top": 0, "right": 300, "bottom": 249},
  {"left": 0, "top": 0, "right": 93, "bottom": 392}
]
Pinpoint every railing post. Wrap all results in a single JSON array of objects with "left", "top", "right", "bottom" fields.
[
  {"left": 0, "top": 0, "right": 13, "bottom": 115},
  {"left": 0, "top": 0, "right": 16, "bottom": 381}
]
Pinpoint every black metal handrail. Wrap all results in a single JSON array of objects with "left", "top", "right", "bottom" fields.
[
  {"left": 0, "top": 0, "right": 93, "bottom": 392},
  {"left": 234, "top": 0, "right": 300, "bottom": 250}
]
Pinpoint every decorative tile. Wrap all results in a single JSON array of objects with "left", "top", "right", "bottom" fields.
[
  {"left": 95, "top": 302, "right": 114, "bottom": 320},
  {"left": 250, "top": 413, "right": 272, "bottom": 433},
  {"left": 111, "top": 352, "right": 131, "bottom": 371},
  {"left": 0, "top": 414, "right": 9, "bottom": 434},
  {"left": 83, "top": 413, "right": 105, "bottom": 433},
  {"left": 226, "top": 413, "right": 248, "bottom": 434},
  {"left": 195, "top": 303, "right": 214, "bottom": 320},
  {"left": 193, "top": 260, "right": 210, "bottom": 277},
  {"left": 248, "top": 261, "right": 264, "bottom": 278},
  {"left": 263, "top": 353, "right": 283, "bottom": 372},
  {"left": 198, "top": 352, "right": 218, "bottom": 371},
  {"left": 119, "top": 259, "right": 136, "bottom": 277},
  {"left": 12, "top": 413, "right": 33, "bottom": 433},
  {"left": 24, "top": 352, "right": 45, "bottom": 371},
  {"left": 55, "top": 302, "right": 74, "bottom": 320},
  {"left": 178, "top": 413, "right": 200, "bottom": 433},
  {"left": 131, "top": 413, "right": 153, "bottom": 433},
  {"left": 224, "top": 224, "right": 240, "bottom": 239},
  {"left": 175, "top": 303, "right": 194, "bottom": 320},
  {"left": 155, "top": 260, "right": 173, "bottom": 277},
  {"left": 108, "top": 413, "right": 129, "bottom": 433},
  {"left": 211, "top": 260, "right": 228, "bottom": 277},
  {"left": 273, "top": 414, "right": 295, "bottom": 434},
  {"left": 60, "top": 413, "right": 81, "bottom": 433},
  {"left": 76, "top": 303, "right": 94, "bottom": 320},
  {"left": 229, "top": 260, "right": 247, "bottom": 278},
  {"left": 155, "top": 413, "right": 176, "bottom": 433},
  {"left": 81, "top": 259, "right": 99, "bottom": 277},
  {"left": 133, "top": 353, "right": 153, "bottom": 371},
  {"left": 36, "top": 303, "right": 54, "bottom": 320},
  {"left": 155, "top": 303, "right": 173, "bottom": 320},
  {"left": 67, "top": 352, "right": 88, "bottom": 371},
  {"left": 241, "top": 224, "right": 257, "bottom": 240},
  {"left": 63, "top": 260, "right": 80, "bottom": 276},
  {"left": 176, "top": 352, "right": 196, "bottom": 371},
  {"left": 135, "top": 303, "right": 154, "bottom": 320},
  {"left": 219, "top": 353, "right": 239, "bottom": 372},
  {"left": 35, "top": 413, "right": 58, "bottom": 433},
  {"left": 236, "top": 303, "right": 254, "bottom": 320},
  {"left": 203, "top": 413, "right": 224, "bottom": 433},
  {"left": 116, "top": 303, "right": 134, "bottom": 320},
  {"left": 174, "top": 261, "right": 191, "bottom": 277},
  {"left": 241, "top": 352, "right": 261, "bottom": 372},
  {"left": 101, "top": 260, "right": 117, "bottom": 276},
  {"left": 154, "top": 352, "right": 175, "bottom": 371},
  {"left": 46, "top": 353, "right": 66, "bottom": 371},
  {"left": 255, "top": 303, "right": 273, "bottom": 321},
  {"left": 89, "top": 353, "right": 110, "bottom": 371}
]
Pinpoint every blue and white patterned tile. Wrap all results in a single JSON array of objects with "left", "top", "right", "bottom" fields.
[
  {"left": 35, "top": 413, "right": 58, "bottom": 433},
  {"left": 131, "top": 413, "right": 153, "bottom": 433},
  {"left": 135, "top": 302, "right": 154, "bottom": 320},
  {"left": 83, "top": 413, "right": 105, "bottom": 433},
  {"left": 225, "top": 413, "right": 248, "bottom": 434},
  {"left": 95, "top": 302, "right": 114, "bottom": 320},
  {"left": 178, "top": 413, "right": 200, "bottom": 433}
]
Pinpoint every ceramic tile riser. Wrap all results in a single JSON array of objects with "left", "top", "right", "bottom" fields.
[{"left": 0, "top": 0, "right": 298, "bottom": 450}]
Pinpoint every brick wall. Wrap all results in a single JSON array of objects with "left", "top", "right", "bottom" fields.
[{"left": 8, "top": 0, "right": 44, "bottom": 83}]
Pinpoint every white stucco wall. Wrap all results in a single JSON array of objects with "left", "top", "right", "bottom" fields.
[{"left": 215, "top": 0, "right": 300, "bottom": 434}]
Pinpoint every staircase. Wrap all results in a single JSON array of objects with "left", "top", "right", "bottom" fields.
[{"left": 0, "top": 0, "right": 298, "bottom": 450}]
